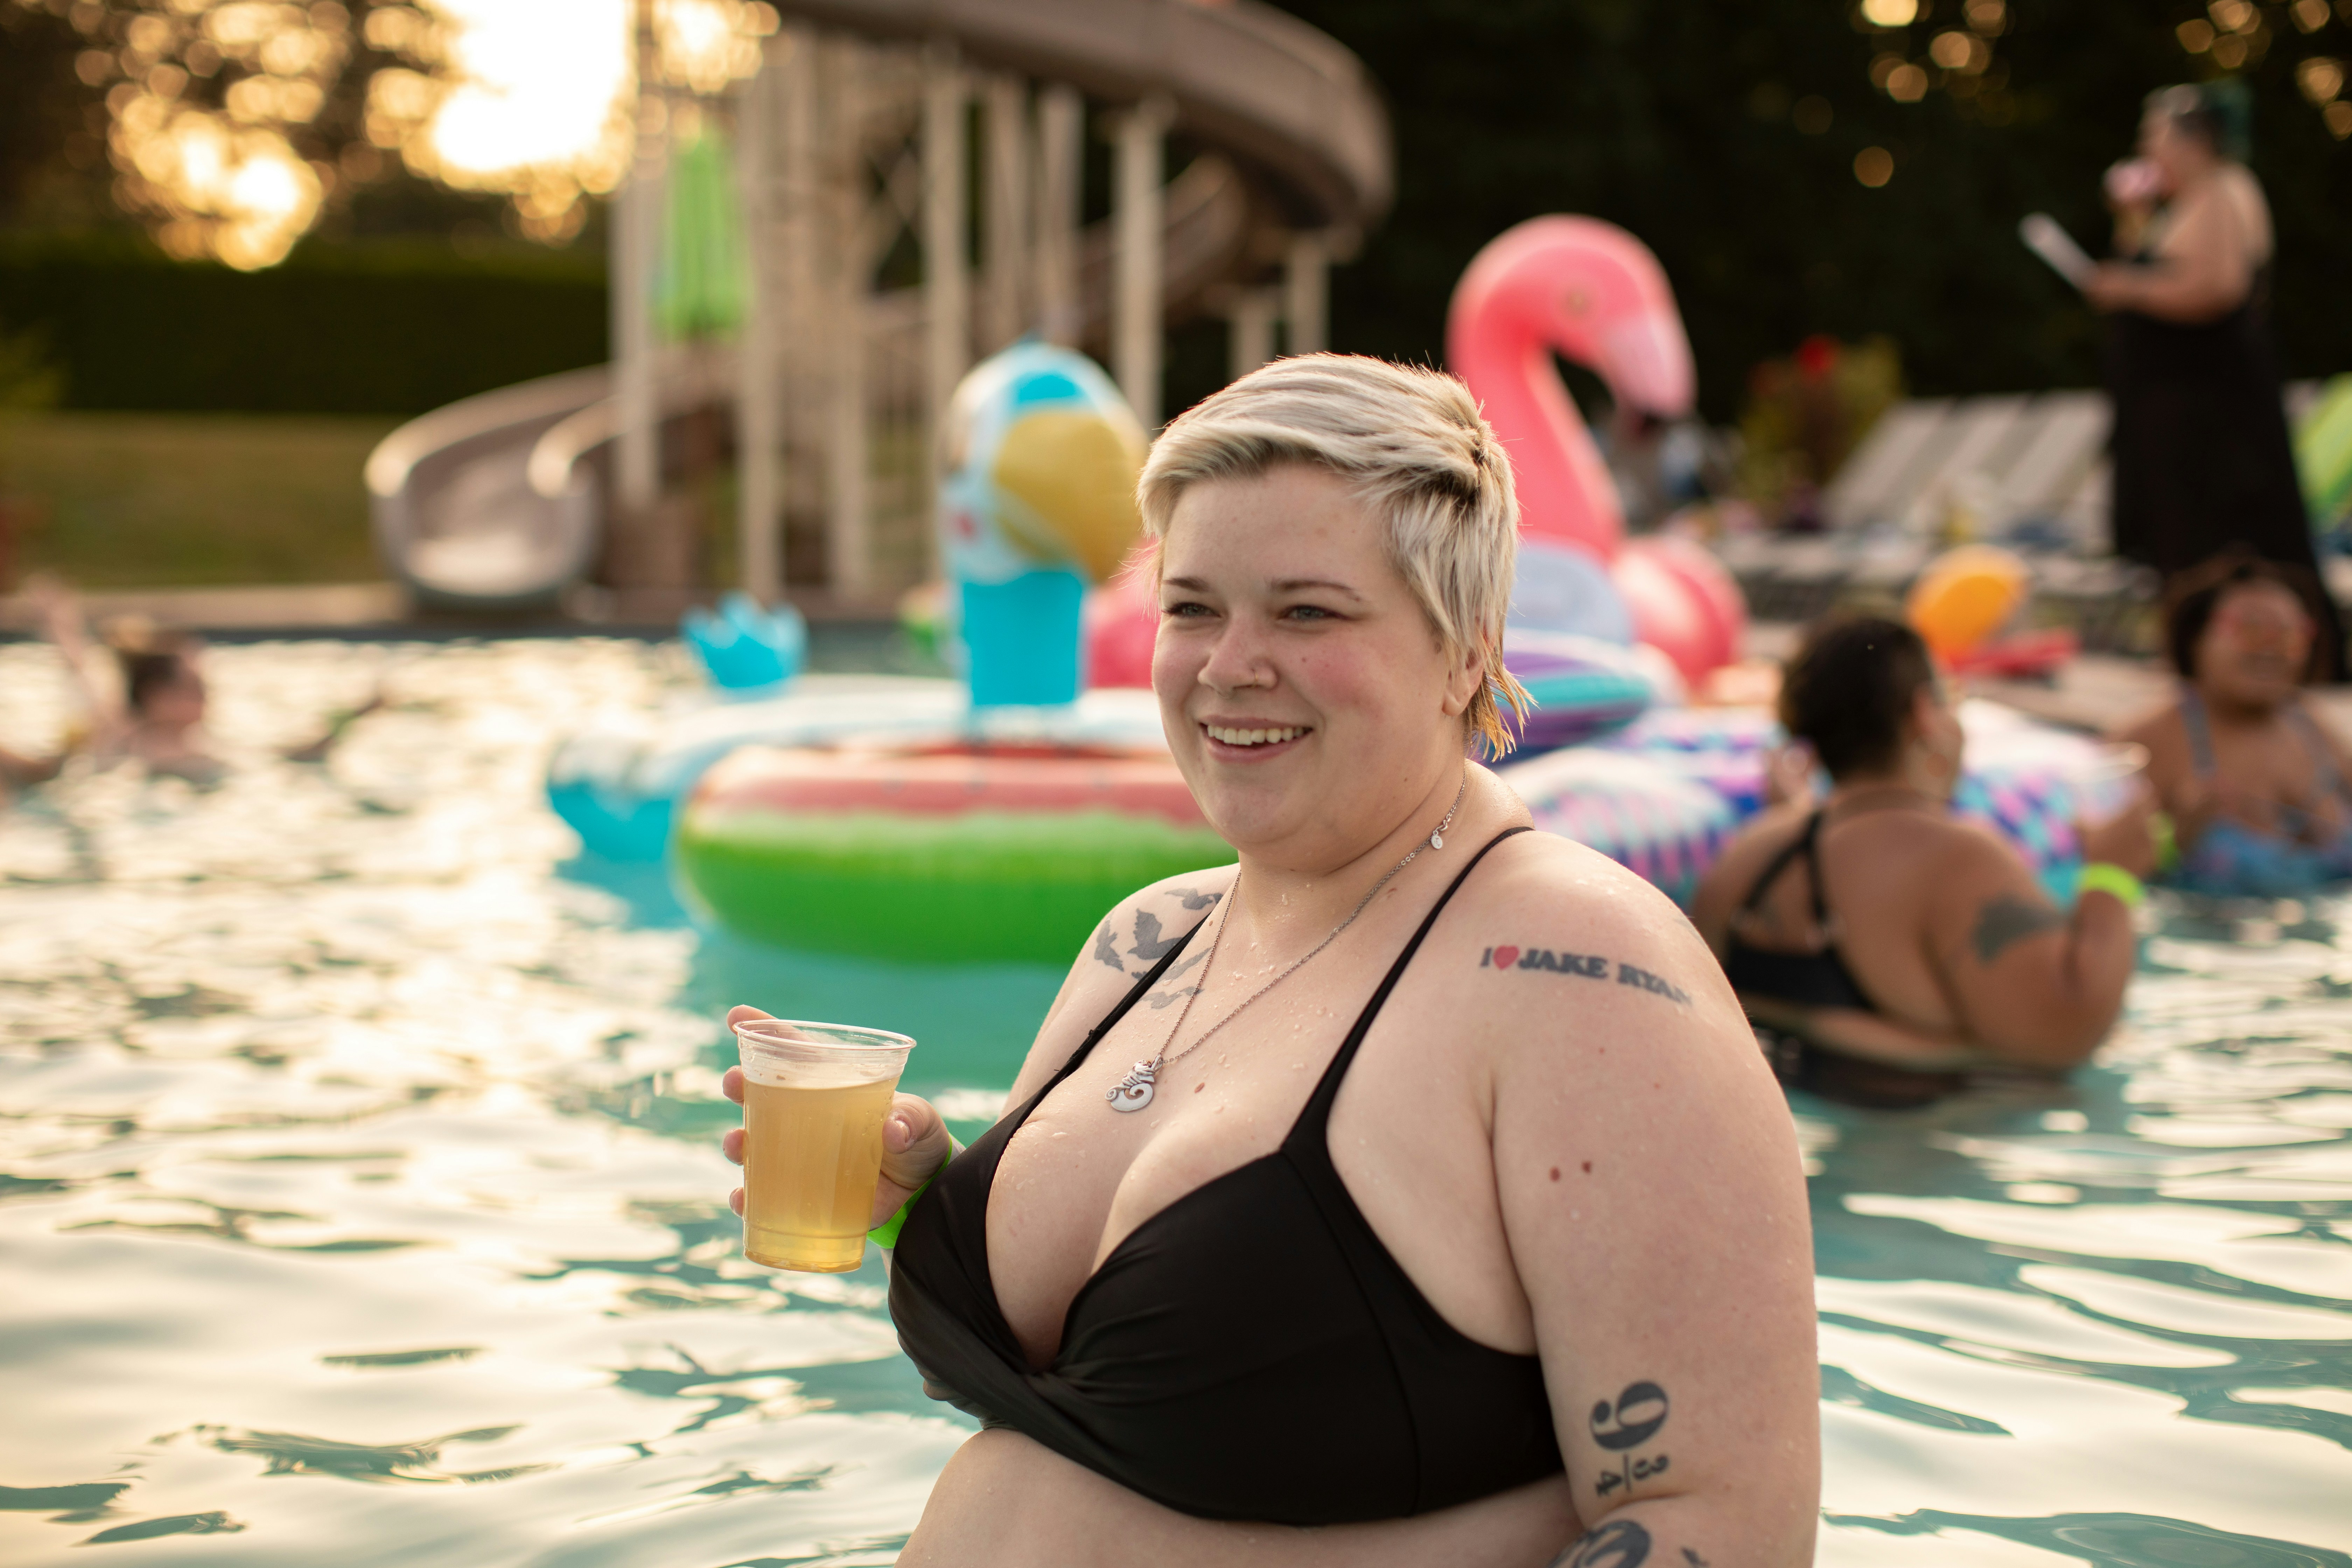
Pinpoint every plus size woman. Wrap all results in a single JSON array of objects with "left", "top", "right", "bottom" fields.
[{"left": 721, "top": 356, "right": 1819, "bottom": 1566}]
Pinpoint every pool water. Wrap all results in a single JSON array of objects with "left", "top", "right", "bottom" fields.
[{"left": 0, "top": 640, "right": 2345, "bottom": 1567}]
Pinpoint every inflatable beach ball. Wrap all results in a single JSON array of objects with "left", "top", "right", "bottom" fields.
[
  {"left": 1909, "top": 545, "right": 2030, "bottom": 660},
  {"left": 1497, "top": 747, "right": 1737, "bottom": 906},
  {"left": 939, "top": 343, "right": 1148, "bottom": 706}
]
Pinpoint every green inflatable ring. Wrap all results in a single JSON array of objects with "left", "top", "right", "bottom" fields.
[{"left": 675, "top": 743, "right": 1233, "bottom": 964}]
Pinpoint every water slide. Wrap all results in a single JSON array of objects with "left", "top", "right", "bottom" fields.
[{"left": 367, "top": 0, "right": 1391, "bottom": 609}]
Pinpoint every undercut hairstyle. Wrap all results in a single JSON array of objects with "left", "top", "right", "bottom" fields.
[
  {"left": 2163, "top": 550, "right": 2325, "bottom": 684},
  {"left": 1136, "top": 354, "right": 1532, "bottom": 755},
  {"left": 1778, "top": 615, "right": 1938, "bottom": 781}
]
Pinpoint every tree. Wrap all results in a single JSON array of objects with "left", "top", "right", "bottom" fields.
[{"left": 1276, "top": 0, "right": 2352, "bottom": 419}]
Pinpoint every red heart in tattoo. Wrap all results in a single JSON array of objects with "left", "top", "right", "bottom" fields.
[{"left": 1492, "top": 945, "right": 1519, "bottom": 971}]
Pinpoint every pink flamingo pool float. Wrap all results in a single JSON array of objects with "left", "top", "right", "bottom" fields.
[{"left": 1447, "top": 216, "right": 1744, "bottom": 684}]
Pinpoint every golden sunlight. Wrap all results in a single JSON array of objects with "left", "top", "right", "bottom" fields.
[{"left": 44, "top": 0, "right": 774, "bottom": 267}]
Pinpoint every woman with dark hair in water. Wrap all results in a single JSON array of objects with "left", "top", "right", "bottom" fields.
[
  {"left": 1691, "top": 616, "right": 2157, "bottom": 1107},
  {"left": 2121, "top": 552, "right": 2352, "bottom": 896},
  {"left": 2088, "top": 82, "right": 2341, "bottom": 678}
]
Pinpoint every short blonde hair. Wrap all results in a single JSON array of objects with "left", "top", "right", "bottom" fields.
[{"left": 1138, "top": 354, "right": 1531, "bottom": 755}]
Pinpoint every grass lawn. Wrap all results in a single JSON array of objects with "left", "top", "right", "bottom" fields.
[{"left": 0, "top": 412, "right": 399, "bottom": 588}]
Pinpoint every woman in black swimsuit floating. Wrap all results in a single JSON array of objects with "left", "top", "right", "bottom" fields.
[
  {"left": 720, "top": 356, "right": 1820, "bottom": 1564},
  {"left": 1691, "top": 617, "right": 2157, "bottom": 1108}
]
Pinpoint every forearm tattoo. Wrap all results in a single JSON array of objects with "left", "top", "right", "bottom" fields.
[
  {"left": 1590, "top": 1380, "right": 1671, "bottom": 1499},
  {"left": 1550, "top": 1518, "right": 1652, "bottom": 1568},
  {"left": 1547, "top": 1380, "right": 1706, "bottom": 1568},
  {"left": 1479, "top": 944, "right": 1693, "bottom": 1006},
  {"left": 1970, "top": 894, "right": 2067, "bottom": 965}
]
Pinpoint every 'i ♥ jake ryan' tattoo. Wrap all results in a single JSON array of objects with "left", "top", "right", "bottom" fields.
[{"left": 1480, "top": 945, "right": 1692, "bottom": 1006}]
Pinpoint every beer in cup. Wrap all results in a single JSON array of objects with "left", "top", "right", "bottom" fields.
[{"left": 732, "top": 1018, "right": 916, "bottom": 1273}]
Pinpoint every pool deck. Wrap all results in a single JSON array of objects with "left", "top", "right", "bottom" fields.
[
  {"left": 0, "top": 582, "right": 906, "bottom": 643},
  {"left": 14, "top": 580, "right": 2352, "bottom": 736}
]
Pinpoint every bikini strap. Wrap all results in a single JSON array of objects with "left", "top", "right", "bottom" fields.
[
  {"left": 2285, "top": 701, "right": 2349, "bottom": 802},
  {"left": 1736, "top": 809, "right": 1827, "bottom": 921},
  {"left": 1798, "top": 809, "right": 1835, "bottom": 931},
  {"left": 1288, "top": 826, "right": 1533, "bottom": 1143},
  {"left": 1048, "top": 906, "right": 1211, "bottom": 1086},
  {"left": 2180, "top": 685, "right": 2218, "bottom": 781}
]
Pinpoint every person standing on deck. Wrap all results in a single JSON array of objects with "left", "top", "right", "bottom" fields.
[{"left": 2087, "top": 82, "right": 2342, "bottom": 680}]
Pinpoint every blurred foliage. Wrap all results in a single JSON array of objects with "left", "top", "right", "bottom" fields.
[
  {"left": 0, "top": 0, "right": 769, "bottom": 266},
  {"left": 0, "top": 230, "right": 604, "bottom": 413},
  {"left": 0, "top": 1, "right": 118, "bottom": 230},
  {"left": 0, "top": 328, "right": 64, "bottom": 414},
  {"left": 1739, "top": 335, "right": 1906, "bottom": 525},
  {"left": 4, "top": 412, "right": 396, "bottom": 585},
  {"left": 1273, "top": 0, "right": 2352, "bottom": 419}
]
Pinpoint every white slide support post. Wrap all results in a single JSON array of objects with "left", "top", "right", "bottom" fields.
[
  {"left": 1284, "top": 230, "right": 1328, "bottom": 357},
  {"left": 735, "top": 39, "right": 783, "bottom": 603},
  {"left": 615, "top": 0, "right": 663, "bottom": 516},
  {"left": 922, "top": 39, "right": 969, "bottom": 581},
  {"left": 778, "top": 20, "right": 818, "bottom": 590},
  {"left": 1113, "top": 94, "right": 1172, "bottom": 428},
  {"left": 1227, "top": 287, "right": 1278, "bottom": 380},
  {"left": 1034, "top": 83, "right": 1083, "bottom": 347},
  {"left": 983, "top": 74, "right": 1030, "bottom": 352},
  {"left": 823, "top": 33, "right": 870, "bottom": 599}
]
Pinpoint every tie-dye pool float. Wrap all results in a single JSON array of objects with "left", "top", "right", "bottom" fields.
[
  {"left": 1496, "top": 747, "right": 1739, "bottom": 905},
  {"left": 1585, "top": 699, "right": 2135, "bottom": 900}
]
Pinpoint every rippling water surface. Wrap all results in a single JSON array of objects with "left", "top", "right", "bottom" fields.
[{"left": 1, "top": 639, "right": 2346, "bottom": 1566}]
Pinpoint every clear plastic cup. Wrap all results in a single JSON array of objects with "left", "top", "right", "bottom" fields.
[{"left": 733, "top": 1018, "right": 916, "bottom": 1273}]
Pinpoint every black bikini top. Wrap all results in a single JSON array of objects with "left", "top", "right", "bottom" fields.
[
  {"left": 1720, "top": 808, "right": 1879, "bottom": 1014},
  {"left": 887, "top": 827, "right": 1562, "bottom": 1526},
  {"left": 1723, "top": 810, "right": 1972, "bottom": 1109}
]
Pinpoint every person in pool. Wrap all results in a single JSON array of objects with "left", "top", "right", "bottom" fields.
[
  {"left": 32, "top": 579, "right": 220, "bottom": 782},
  {"left": 1690, "top": 616, "right": 2157, "bottom": 1108},
  {"left": 2120, "top": 552, "right": 2352, "bottom": 897},
  {"left": 719, "top": 356, "right": 1820, "bottom": 1565},
  {"left": 29, "top": 577, "right": 379, "bottom": 779}
]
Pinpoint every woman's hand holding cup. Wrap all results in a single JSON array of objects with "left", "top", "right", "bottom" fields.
[{"left": 720, "top": 1004, "right": 953, "bottom": 1230}]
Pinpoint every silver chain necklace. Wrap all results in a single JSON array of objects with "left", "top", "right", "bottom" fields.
[{"left": 1104, "top": 769, "right": 1469, "bottom": 1113}]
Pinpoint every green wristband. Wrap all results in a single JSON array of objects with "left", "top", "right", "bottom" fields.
[
  {"left": 868, "top": 1136, "right": 962, "bottom": 1250},
  {"left": 2077, "top": 861, "right": 2146, "bottom": 909}
]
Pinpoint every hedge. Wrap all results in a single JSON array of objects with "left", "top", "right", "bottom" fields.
[{"left": 0, "top": 232, "right": 608, "bottom": 415}]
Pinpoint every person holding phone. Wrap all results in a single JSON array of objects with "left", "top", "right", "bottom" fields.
[{"left": 2086, "top": 83, "right": 2340, "bottom": 679}]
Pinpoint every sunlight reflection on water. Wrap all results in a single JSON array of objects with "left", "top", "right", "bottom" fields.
[{"left": 0, "top": 639, "right": 2347, "bottom": 1566}]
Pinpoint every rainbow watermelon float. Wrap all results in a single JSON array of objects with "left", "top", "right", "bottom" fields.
[{"left": 677, "top": 741, "right": 1230, "bottom": 963}]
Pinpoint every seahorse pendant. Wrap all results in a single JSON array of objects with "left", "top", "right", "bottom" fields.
[{"left": 1105, "top": 1060, "right": 1158, "bottom": 1112}]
